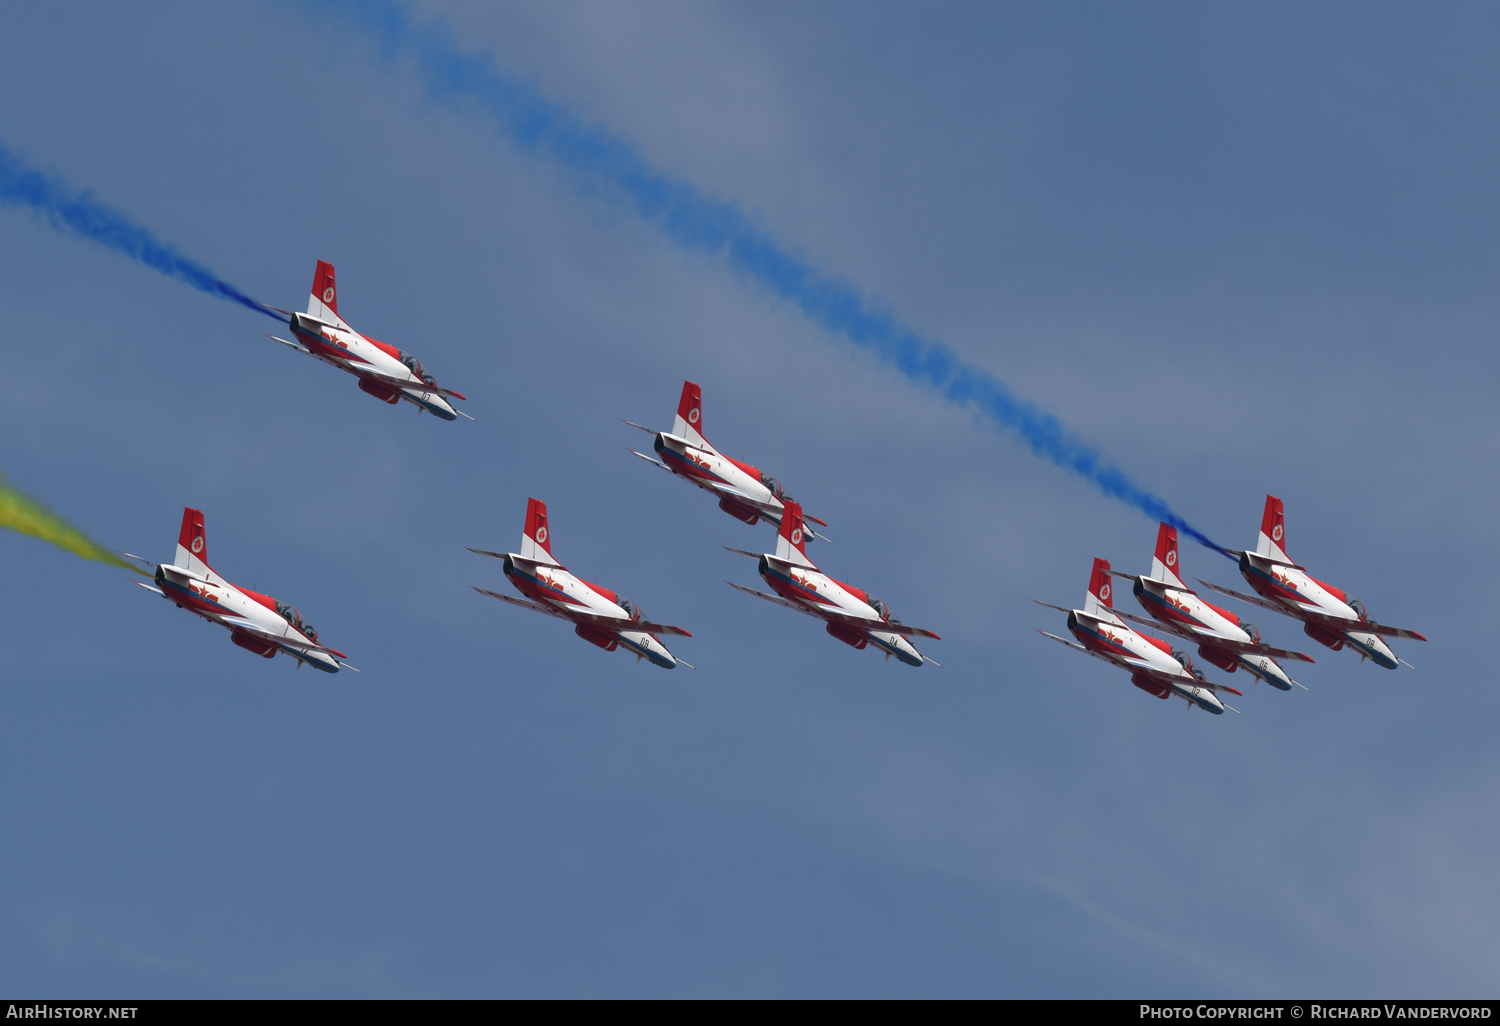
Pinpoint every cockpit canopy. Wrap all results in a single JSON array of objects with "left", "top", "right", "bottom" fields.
[
  {"left": 1348, "top": 598, "right": 1369, "bottom": 621},
  {"left": 275, "top": 599, "right": 317, "bottom": 642},
  {"left": 1239, "top": 621, "right": 1262, "bottom": 644},
  {"left": 759, "top": 471, "right": 788, "bottom": 502},
  {"left": 1172, "top": 648, "right": 1206, "bottom": 681},
  {"left": 399, "top": 350, "right": 437, "bottom": 387},
  {"left": 617, "top": 597, "right": 641, "bottom": 621},
  {"left": 865, "top": 596, "right": 900, "bottom": 625}
]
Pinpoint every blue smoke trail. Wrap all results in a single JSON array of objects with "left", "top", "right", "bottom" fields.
[
  {"left": 0, "top": 139, "right": 280, "bottom": 322},
  {"left": 312, "top": 1, "right": 1224, "bottom": 551}
]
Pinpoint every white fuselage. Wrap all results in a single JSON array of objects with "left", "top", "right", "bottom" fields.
[
  {"left": 289, "top": 313, "right": 457, "bottom": 420},
  {"left": 1068, "top": 608, "right": 1225, "bottom": 712},
  {"left": 155, "top": 564, "right": 338, "bottom": 672},
  {"left": 502, "top": 556, "right": 678, "bottom": 668},
  {"left": 654, "top": 433, "right": 784, "bottom": 520},
  {"left": 1134, "top": 577, "right": 1296, "bottom": 689},
  {"left": 1240, "top": 553, "right": 1397, "bottom": 668},
  {"left": 759, "top": 555, "right": 924, "bottom": 666}
]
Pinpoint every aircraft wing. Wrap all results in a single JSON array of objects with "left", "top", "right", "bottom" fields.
[
  {"left": 1129, "top": 663, "right": 1244, "bottom": 698},
  {"left": 563, "top": 609, "right": 692, "bottom": 638},
  {"left": 218, "top": 616, "right": 341, "bottom": 656},
  {"left": 1301, "top": 611, "right": 1428, "bottom": 642},
  {"left": 1111, "top": 609, "right": 1315, "bottom": 662},
  {"left": 356, "top": 368, "right": 467, "bottom": 401},
  {"left": 824, "top": 611, "right": 941, "bottom": 640},
  {"left": 726, "top": 580, "right": 818, "bottom": 617},
  {"left": 473, "top": 587, "right": 571, "bottom": 620},
  {"left": 1196, "top": 579, "right": 1288, "bottom": 614}
]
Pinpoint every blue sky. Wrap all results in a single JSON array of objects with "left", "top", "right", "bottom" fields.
[{"left": 0, "top": 1, "right": 1495, "bottom": 997}]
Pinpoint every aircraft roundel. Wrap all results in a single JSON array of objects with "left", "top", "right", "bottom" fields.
[
  {"left": 191, "top": 537, "right": 204, "bottom": 554},
  {"left": 1272, "top": 524, "right": 1283, "bottom": 542},
  {"left": 791, "top": 528, "right": 803, "bottom": 545},
  {"left": 688, "top": 408, "right": 700, "bottom": 424},
  {"left": 323, "top": 286, "right": 335, "bottom": 303},
  {"left": 1165, "top": 551, "right": 1177, "bottom": 566},
  {"left": 1099, "top": 583, "right": 1110, "bottom": 601},
  {"left": 535, "top": 526, "right": 548, "bottom": 544}
]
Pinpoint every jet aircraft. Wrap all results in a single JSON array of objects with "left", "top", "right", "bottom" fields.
[
  {"left": 123, "top": 508, "right": 354, "bottom": 672},
  {"left": 724, "top": 500, "right": 939, "bottom": 666},
  {"left": 624, "top": 381, "right": 826, "bottom": 537},
  {"left": 1036, "top": 558, "right": 1242, "bottom": 713},
  {"left": 263, "top": 260, "right": 471, "bottom": 421},
  {"left": 1104, "top": 523, "right": 1314, "bottom": 691},
  {"left": 470, "top": 498, "right": 693, "bottom": 669},
  {"left": 1198, "top": 495, "right": 1426, "bottom": 669}
]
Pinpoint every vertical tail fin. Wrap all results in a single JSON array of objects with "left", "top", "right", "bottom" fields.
[
  {"left": 1255, "top": 495, "right": 1290, "bottom": 562},
  {"left": 774, "top": 500, "right": 816, "bottom": 568},
  {"left": 1084, "top": 557, "right": 1120, "bottom": 621},
  {"left": 671, "top": 380, "right": 710, "bottom": 449},
  {"left": 173, "top": 507, "right": 212, "bottom": 577},
  {"left": 521, "top": 497, "right": 560, "bottom": 566},
  {"left": 1150, "top": 522, "right": 1187, "bottom": 588},
  {"left": 307, "top": 260, "right": 346, "bottom": 328}
]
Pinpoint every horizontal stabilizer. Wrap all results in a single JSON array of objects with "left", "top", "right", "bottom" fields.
[
  {"left": 722, "top": 546, "right": 761, "bottom": 559},
  {"left": 132, "top": 580, "right": 165, "bottom": 596},
  {"left": 627, "top": 447, "right": 671, "bottom": 471},
  {"left": 472, "top": 587, "right": 570, "bottom": 620},
  {"left": 726, "top": 580, "right": 817, "bottom": 617},
  {"left": 1197, "top": 579, "right": 1287, "bottom": 615},
  {"left": 621, "top": 419, "right": 657, "bottom": 434},
  {"left": 264, "top": 333, "right": 314, "bottom": 355},
  {"left": 1036, "top": 629, "right": 1087, "bottom": 653},
  {"left": 119, "top": 551, "right": 158, "bottom": 570},
  {"left": 1033, "top": 600, "right": 1074, "bottom": 614}
]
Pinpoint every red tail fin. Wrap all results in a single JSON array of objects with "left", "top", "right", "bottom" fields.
[
  {"left": 1152, "top": 523, "right": 1185, "bottom": 587},
  {"left": 1257, "top": 495, "right": 1289, "bottom": 561},
  {"left": 671, "top": 380, "right": 708, "bottom": 447},
  {"left": 175, "top": 507, "right": 209, "bottom": 571},
  {"left": 1088, "top": 557, "right": 1113, "bottom": 609},
  {"left": 312, "top": 260, "right": 337, "bottom": 316},
  {"left": 521, "top": 497, "right": 558, "bottom": 564},
  {"left": 775, "top": 500, "right": 814, "bottom": 566}
]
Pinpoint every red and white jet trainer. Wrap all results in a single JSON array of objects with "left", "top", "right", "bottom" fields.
[
  {"left": 624, "top": 381, "right": 827, "bottom": 537},
  {"left": 263, "top": 260, "right": 471, "bottom": 421},
  {"left": 1036, "top": 558, "right": 1242, "bottom": 714},
  {"left": 1198, "top": 495, "right": 1426, "bottom": 670},
  {"left": 1105, "top": 523, "right": 1314, "bottom": 692},
  {"left": 122, "top": 508, "right": 355, "bottom": 673},
  {"left": 725, "top": 500, "right": 939, "bottom": 667},
  {"left": 470, "top": 498, "right": 693, "bottom": 669}
]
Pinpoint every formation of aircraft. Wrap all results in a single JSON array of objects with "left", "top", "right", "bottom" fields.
[
  {"left": 1198, "top": 496, "right": 1427, "bottom": 670},
  {"left": 263, "top": 261, "right": 472, "bottom": 421},
  {"left": 76, "top": 250, "right": 1416, "bottom": 699},
  {"left": 469, "top": 498, "right": 694, "bottom": 669},
  {"left": 122, "top": 508, "right": 356, "bottom": 673},
  {"left": 724, "top": 501, "right": 940, "bottom": 667},
  {"left": 1106, "top": 523, "right": 1313, "bottom": 691},
  {"left": 1033, "top": 496, "right": 1425, "bottom": 715},
  {"left": 624, "top": 381, "right": 827, "bottom": 538},
  {"left": 1037, "top": 558, "right": 1242, "bottom": 713}
]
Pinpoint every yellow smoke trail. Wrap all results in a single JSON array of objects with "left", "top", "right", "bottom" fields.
[{"left": 0, "top": 473, "right": 135, "bottom": 570}]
